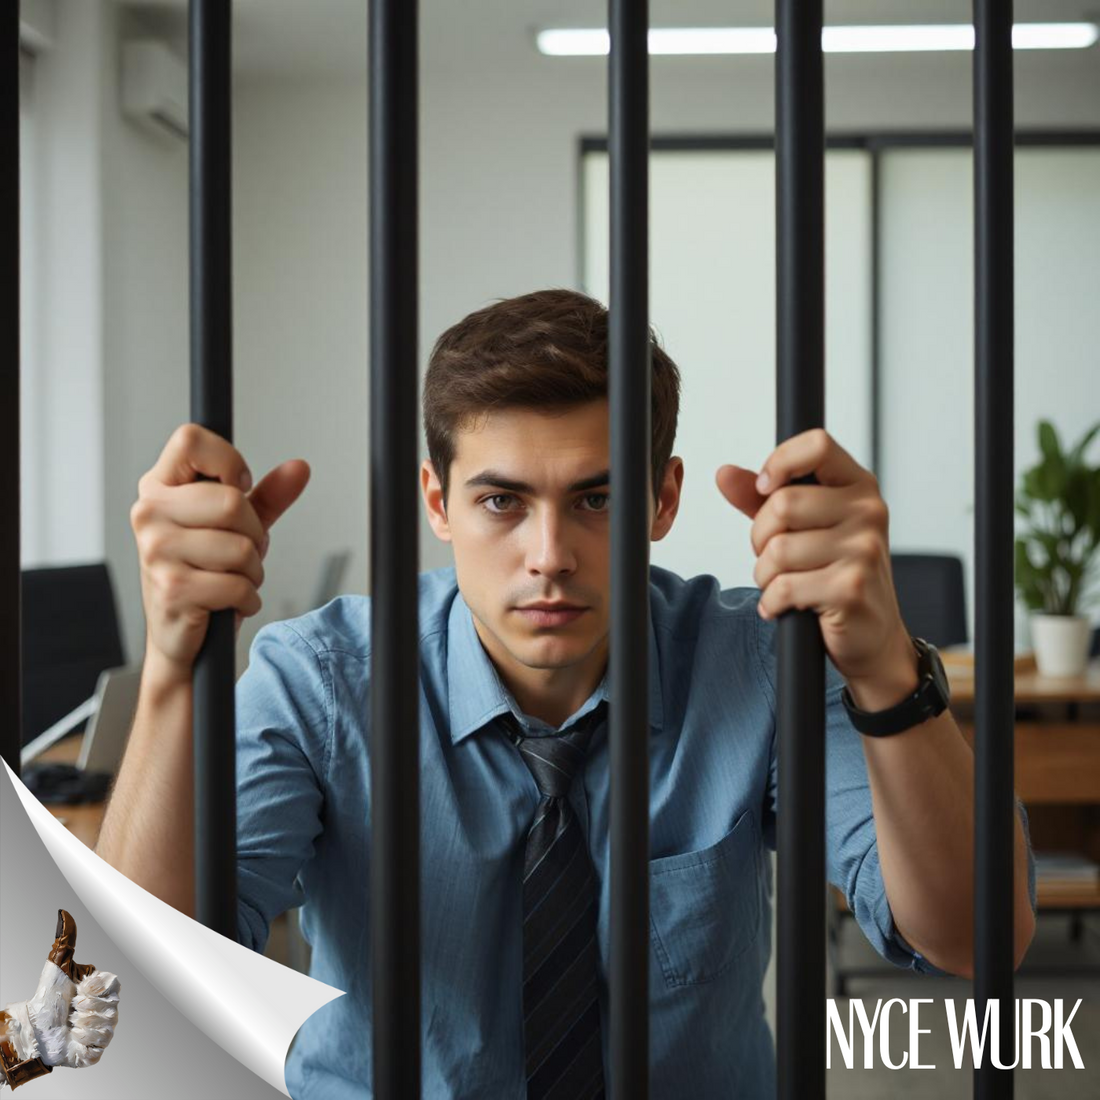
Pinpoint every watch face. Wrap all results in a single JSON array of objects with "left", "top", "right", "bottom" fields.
[{"left": 923, "top": 640, "right": 951, "bottom": 703}]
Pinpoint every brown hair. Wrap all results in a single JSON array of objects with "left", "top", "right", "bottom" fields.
[{"left": 423, "top": 288, "right": 682, "bottom": 508}]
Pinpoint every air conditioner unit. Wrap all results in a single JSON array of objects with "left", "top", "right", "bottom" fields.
[{"left": 121, "top": 40, "right": 189, "bottom": 141}]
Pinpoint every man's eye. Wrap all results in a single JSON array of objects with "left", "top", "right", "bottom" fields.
[
  {"left": 483, "top": 494, "right": 519, "bottom": 513},
  {"left": 583, "top": 493, "right": 610, "bottom": 512}
]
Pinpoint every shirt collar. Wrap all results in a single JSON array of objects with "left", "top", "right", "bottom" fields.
[{"left": 446, "top": 586, "right": 664, "bottom": 744}]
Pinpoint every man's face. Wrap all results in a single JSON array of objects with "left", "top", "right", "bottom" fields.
[{"left": 420, "top": 399, "right": 682, "bottom": 698}]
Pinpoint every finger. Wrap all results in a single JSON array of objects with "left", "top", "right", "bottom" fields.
[
  {"left": 752, "top": 527, "right": 839, "bottom": 593},
  {"left": 749, "top": 483, "right": 856, "bottom": 557},
  {"left": 139, "top": 481, "right": 265, "bottom": 549},
  {"left": 161, "top": 567, "right": 264, "bottom": 621},
  {"left": 246, "top": 458, "right": 311, "bottom": 534},
  {"left": 758, "top": 562, "right": 841, "bottom": 620},
  {"left": 757, "top": 428, "right": 869, "bottom": 493},
  {"left": 147, "top": 423, "right": 253, "bottom": 492},
  {"left": 75, "top": 971, "right": 121, "bottom": 1001},
  {"left": 714, "top": 465, "right": 766, "bottom": 519},
  {"left": 143, "top": 526, "right": 266, "bottom": 590}
]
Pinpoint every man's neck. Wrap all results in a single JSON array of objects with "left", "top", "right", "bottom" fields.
[{"left": 471, "top": 617, "right": 607, "bottom": 729}]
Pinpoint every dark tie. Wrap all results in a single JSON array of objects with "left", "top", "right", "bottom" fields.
[{"left": 500, "top": 702, "right": 608, "bottom": 1100}]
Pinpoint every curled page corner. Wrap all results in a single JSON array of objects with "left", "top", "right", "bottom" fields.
[{"left": 2, "top": 759, "right": 346, "bottom": 1098}]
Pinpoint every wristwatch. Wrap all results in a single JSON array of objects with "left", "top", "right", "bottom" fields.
[{"left": 841, "top": 635, "right": 950, "bottom": 737}]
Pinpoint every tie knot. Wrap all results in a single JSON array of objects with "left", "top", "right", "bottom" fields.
[{"left": 500, "top": 702, "right": 606, "bottom": 800}]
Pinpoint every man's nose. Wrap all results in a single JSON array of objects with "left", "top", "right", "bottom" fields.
[{"left": 525, "top": 509, "right": 577, "bottom": 577}]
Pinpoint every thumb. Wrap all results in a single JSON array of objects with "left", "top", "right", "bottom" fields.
[
  {"left": 247, "top": 459, "right": 311, "bottom": 534},
  {"left": 46, "top": 910, "right": 94, "bottom": 983},
  {"left": 715, "top": 464, "right": 767, "bottom": 520}
]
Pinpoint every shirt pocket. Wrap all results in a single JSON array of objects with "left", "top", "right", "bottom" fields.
[{"left": 648, "top": 808, "right": 762, "bottom": 988}]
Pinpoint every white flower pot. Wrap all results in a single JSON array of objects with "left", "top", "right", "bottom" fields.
[{"left": 1029, "top": 613, "right": 1092, "bottom": 678}]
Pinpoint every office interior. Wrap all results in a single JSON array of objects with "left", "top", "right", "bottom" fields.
[{"left": 15, "top": 1, "right": 1100, "bottom": 1094}]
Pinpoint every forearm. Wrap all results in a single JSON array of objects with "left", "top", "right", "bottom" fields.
[
  {"left": 849, "top": 653, "right": 1035, "bottom": 976},
  {"left": 95, "top": 646, "right": 196, "bottom": 919}
]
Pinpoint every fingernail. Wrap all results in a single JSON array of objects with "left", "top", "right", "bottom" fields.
[
  {"left": 756, "top": 471, "right": 770, "bottom": 493},
  {"left": 240, "top": 469, "right": 253, "bottom": 492}
]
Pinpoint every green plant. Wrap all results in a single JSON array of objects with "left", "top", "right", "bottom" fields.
[{"left": 1015, "top": 420, "right": 1100, "bottom": 616}]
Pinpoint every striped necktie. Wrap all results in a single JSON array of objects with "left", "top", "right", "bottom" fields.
[{"left": 500, "top": 702, "right": 608, "bottom": 1100}]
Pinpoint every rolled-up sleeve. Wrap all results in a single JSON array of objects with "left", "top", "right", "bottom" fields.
[
  {"left": 755, "top": 603, "right": 952, "bottom": 976},
  {"left": 234, "top": 621, "right": 332, "bottom": 953}
]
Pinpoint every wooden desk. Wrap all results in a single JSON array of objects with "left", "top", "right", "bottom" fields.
[
  {"left": 944, "top": 657, "right": 1100, "bottom": 706},
  {"left": 35, "top": 734, "right": 106, "bottom": 850},
  {"left": 946, "top": 659, "right": 1100, "bottom": 910}
]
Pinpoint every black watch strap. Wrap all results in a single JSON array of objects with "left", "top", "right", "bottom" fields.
[{"left": 841, "top": 636, "right": 951, "bottom": 737}]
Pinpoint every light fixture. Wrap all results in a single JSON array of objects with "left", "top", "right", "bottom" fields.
[{"left": 535, "top": 23, "right": 1100, "bottom": 57}]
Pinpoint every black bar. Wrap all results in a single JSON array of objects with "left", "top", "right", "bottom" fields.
[
  {"left": 973, "top": 1, "right": 1015, "bottom": 1096},
  {"left": 1, "top": 3, "right": 20, "bottom": 779},
  {"left": 369, "top": 0, "right": 420, "bottom": 1093},
  {"left": 188, "top": 0, "right": 237, "bottom": 937},
  {"left": 579, "top": 128, "right": 1100, "bottom": 155},
  {"left": 608, "top": 0, "right": 650, "bottom": 1096},
  {"left": 869, "top": 149, "right": 882, "bottom": 481},
  {"left": 775, "top": 2, "right": 827, "bottom": 1099}
]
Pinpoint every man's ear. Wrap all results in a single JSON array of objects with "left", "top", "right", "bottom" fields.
[
  {"left": 421, "top": 459, "right": 452, "bottom": 542},
  {"left": 650, "top": 457, "right": 684, "bottom": 542}
]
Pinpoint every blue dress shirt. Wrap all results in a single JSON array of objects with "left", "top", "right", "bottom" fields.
[{"left": 234, "top": 564, "right": 1037, "bottom": 1099}]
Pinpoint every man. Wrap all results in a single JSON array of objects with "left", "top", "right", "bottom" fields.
[{"left": 98, "top": 288, "right": 1037, "bottom": 1099}]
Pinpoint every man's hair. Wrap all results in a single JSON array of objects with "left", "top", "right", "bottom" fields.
[{"left": 423, "top": 288, "right": 682, "bottom": 508}]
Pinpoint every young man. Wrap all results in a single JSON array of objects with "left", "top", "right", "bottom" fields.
[{"left": 98, "top": 289, "right": 1037, "bottom": 1099}]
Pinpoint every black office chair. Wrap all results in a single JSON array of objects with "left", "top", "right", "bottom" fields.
[
  {"left": 889, "top": 553, "right": 968, "bottom": 649},
  {"left": 21, "top": 563, "right": 127, "bottom": 748}
]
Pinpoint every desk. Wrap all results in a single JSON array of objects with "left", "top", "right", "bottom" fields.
[
  {"left": 36, "top": 735, "right": 105, "bottom": 849},
  {"left": 946, "top": 658, "right": 1100, "bottom": 911}
]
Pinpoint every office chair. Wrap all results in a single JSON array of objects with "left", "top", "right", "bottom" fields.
[
  {"left": 21, "top": 563, "right": 127, "bottom": 755},
  {"left": 889, "top": 553, "right": 969, "bottom": 649}
]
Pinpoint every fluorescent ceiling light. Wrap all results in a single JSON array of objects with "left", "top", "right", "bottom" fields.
[{"left": 536, "top": 23, "right": 1100, "bottom": 57}]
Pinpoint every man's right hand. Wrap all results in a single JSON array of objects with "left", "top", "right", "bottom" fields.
[{"left": 130, "top": 423, "right": 311, "bottom": 682}]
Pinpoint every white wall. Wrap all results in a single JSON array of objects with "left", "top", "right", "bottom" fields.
[
  {"left": 584, "top": 149, "right": 874, "bottom": 592},
  {"left": 20, "top": 0, "right": 1100, "bottom": 666},
  {"left": 880, "top": 147, "right": 1100, "bottom": 645}
]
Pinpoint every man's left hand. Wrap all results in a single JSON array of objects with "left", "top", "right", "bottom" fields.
[{"left": 715, "top": 427, "right": 916, "bottom": 690}]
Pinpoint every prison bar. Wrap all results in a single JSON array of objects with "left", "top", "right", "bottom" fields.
[
  {"left": 774, "top": 2, "right": 828, "bottom": 1097},
  {"left": 973, "top": 1, "right": 1016, "bottom": 1096},
  {"left": 608, "top": 0, "right": 651, "bottom": 1095},
  {"left": 368, "top": 0, "right": 421, "bottom": 1094},
  {"left": 189, "top": 0, "right": 238, "bottom": 938},
  {"left": 1, "top": 2, "right": 20, "bottom": 780}
]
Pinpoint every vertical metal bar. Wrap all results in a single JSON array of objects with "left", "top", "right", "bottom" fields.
[
  {"left": 869, "top": 148, "right": 882, "bottom": 482},
  {"left": 188, "top": 0, "right": 237, "bottom": 937},
  {"left": 1, "top": 2, "right": 20, "bottom": 779},
  {"left": 369, "top": 0, "right": 420, "bottom": 1093},
  {"left": 608, "top": 0, "right": 650, "bottom": 1096},
  {"left": 775, "top": 2, "right": 826, "bottom": 1098},
  {"left": 974, "top": 1, "right": 1015, "bottom": 1096}
]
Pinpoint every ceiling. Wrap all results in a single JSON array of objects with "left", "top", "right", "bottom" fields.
[{"left": 122, "top": 0, "right": 1100, "bottom": 78}]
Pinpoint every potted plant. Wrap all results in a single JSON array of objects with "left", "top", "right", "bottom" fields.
[{"left": 1015, "top": 419, "right": 1100, "bottom": 677}]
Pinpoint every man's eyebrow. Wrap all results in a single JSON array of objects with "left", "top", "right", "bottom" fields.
[{"left": 463, "top": 469, "right": 611, "bottom": 493}]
